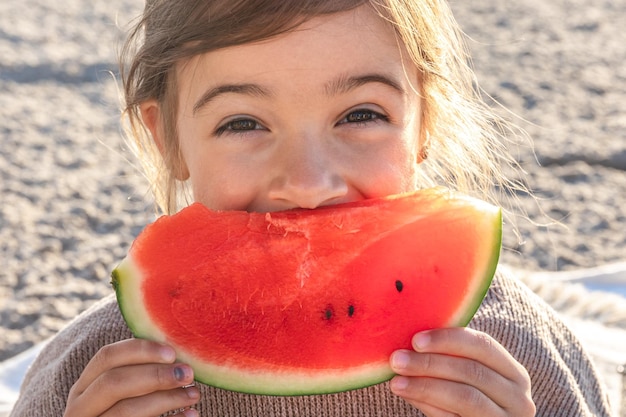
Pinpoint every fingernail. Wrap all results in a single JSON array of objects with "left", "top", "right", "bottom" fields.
[
  {"left": 184, "top": 408, "right": 199, "bottom": 417},
  {"left": 174, "top": 365, "right": 190, "bottom": 382},
  {"left": 185, "top": 386, "right": 200, "bottom": 399},
  {"left": 160, "top": 346, "right": 176, "bottom": 362},
  {"left": 391, "top": 350, "right": 410, "bottom": 370},
  {"left": 413, "top": 332, "right": 430, "bottom": 351},
  {"left": 391, "top": 376, "right": 409, "bottom": 392}
]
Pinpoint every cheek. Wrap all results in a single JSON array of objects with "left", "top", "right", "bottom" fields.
[
  {"left": 354, "top": 139, "right": 421, "bottom": 198},
  {"left": 187, "top": 164, "right": 237, "bottom": 209},
  {"left": 384, "top": 153, "right": 421, "bottom": 195},
  {"left": 187, "top": 155, "right": 262, "bottom": 211},
  {"left": 365, "top": 102, "right": 423, "bottom": 195}
]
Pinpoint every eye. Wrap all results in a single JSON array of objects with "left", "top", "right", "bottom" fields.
[
  {"left": 337, "top": 109, "right": 389, "bottom": 126},
  {"left": 215, "top": 117, "right": 266, "bottom": 136}
]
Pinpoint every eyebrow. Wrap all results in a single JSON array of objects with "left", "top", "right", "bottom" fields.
[
  {"left": 193, "top": 83, "right": 272, "bottom": 114},
  {"left": 324, "top": 73, "right": 405, "bottom": 97},
  {"left": 192, "top": 73, "right": 405, "bottom": 115}
]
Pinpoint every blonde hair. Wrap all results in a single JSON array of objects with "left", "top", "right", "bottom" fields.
[{"left": 120, "top": 0, "right": 528, "bottom": 215}]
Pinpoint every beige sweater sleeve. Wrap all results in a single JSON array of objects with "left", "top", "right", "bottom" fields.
[{"left": 9, "top": 273, "right": 614, "bottom": 417}]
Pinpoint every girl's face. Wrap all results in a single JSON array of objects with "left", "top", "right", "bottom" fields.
[{"left": 163, "top": 5, "right": 423, "bottom": 212}]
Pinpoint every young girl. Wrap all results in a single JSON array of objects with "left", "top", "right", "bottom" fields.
[{"left": 10, "top": 0, "right": 612, "bottom": 416}]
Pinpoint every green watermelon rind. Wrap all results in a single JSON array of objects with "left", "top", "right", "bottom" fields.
[
  {"left": 112, "top": 262, "right": 168, "bottom": 344},
  {"left": 443, "top": 202, "right": 502, "bottom": 328},
  {"left": 111, "top": 192, "right": 502, "bottom": 396},
  {"left": 112, "top": 258, "right": 396, "bottom": 395}
]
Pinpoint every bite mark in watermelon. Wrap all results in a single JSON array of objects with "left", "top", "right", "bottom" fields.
[{"left": 111, "top": 187, "right": 502, "bottom": 395}]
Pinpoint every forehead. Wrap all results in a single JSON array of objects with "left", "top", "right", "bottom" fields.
[{"left": 175, "top": 6, "right": 418, "bottom": 100}]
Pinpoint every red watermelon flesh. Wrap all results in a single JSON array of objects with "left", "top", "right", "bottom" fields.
[{"left": 112, "top": 187, "right": 502, "bottom": 395}]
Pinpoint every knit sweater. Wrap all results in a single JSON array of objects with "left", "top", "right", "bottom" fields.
[{"left": 9, "top": 272, "right": 614, "bottom": 417}]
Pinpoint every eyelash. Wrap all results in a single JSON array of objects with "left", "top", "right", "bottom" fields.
[
  {"left": 214, "top": 109, "right": 389, "bottom": 137},
  {"left": 337, "top": 109, "right": 389, "bottom": 126},
  {"left": 214, "top": 117, "right": 265, "bottom": 136}
]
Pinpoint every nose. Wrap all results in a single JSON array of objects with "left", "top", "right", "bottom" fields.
[{"left": 268, "top": 133, "right": 348, "bottom": 209}]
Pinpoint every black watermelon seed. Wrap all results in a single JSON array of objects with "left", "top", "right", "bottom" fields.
[
  {"left": 348, "top": 305, "right": 355, "bottom": 317},
  {"left": 324, "top": 307, "right": 333, "bottom": 320},
  {"left": 395, "top": 280, "right": 404, "bottom": 292}
]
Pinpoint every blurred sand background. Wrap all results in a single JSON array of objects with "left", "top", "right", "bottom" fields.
[{"left": 1, "top": 0, "right": 625, "bottom": 373}]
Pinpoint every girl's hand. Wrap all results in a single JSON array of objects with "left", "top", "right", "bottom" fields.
[
  {"left": 389, "top": 328, "right": 535, "bottom": 416},
  {"left": 64, "top": 339, "right": 199, "bottom": 417}
]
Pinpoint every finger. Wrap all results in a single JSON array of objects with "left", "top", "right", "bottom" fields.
[
  {"left": 390, "top": 350, "right": 514, "bottom": 409},
  {"left": 411, "top": 328, "right": 529, "bottom": 384},
  {"left": 390, "top": 375, "right": 505, "bottom": 417},
  {"left": 100, "top": 386, "right": 200, "bottom": 417},
  {"left": 406, "top": 400, "right": 459, "bottom": 417},
  {"left": 72, "top": 362, "right": 195, "bottom": 417},
  {"left": 72, "top": 339, "right": 176, "bottom": 395}
]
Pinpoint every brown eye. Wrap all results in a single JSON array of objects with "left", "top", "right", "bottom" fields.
[
  {"left": 338, "top": 109, "right": 388, "bottom": 126},
  {"left": 229, "top": 119, "right": 258, "bottom": 131},
  {"left": 347, "top": 110, "right": 376, "bottom": 122},
  {"left": 215, "top": 117, "right": 264, "bottom": 136}
]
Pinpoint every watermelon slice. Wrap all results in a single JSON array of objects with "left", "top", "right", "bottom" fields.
[{"left": 112, "top": 187, "right": 501, "bottom": 396}]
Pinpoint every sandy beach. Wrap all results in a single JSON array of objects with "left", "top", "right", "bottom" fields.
[{"left": 1, "top": 0, "right": 625, "bottom": 413}]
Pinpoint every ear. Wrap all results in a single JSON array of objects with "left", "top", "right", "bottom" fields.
[
  {"left": 416, "top": 125, "right": 429, "bottom": 164},
  {"left": 140, "top": 100, "right": 165, "bottom": 154},
  {"left": 416, "top": 94, "right": 429, "bottom": 164},
  {"left": 140, "top": 100, "right": 190, "bottom": 181}
]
